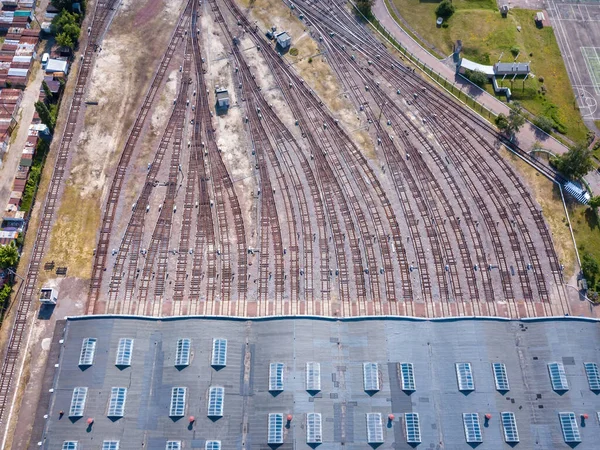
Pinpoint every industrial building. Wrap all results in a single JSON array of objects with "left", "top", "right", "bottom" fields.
[{"left": 32, "top": 316, "right": 600, "bottom": 449}]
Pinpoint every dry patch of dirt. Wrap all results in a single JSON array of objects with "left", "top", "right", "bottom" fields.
[
  {"left": 40, "top": 186, "right": 101, "bottom": 284},
  {"left": 500, "top": 147, "right": 577, "bottom": 278},
  {"left": 237, "top": 0, "right": 375, "bottom": 158}
]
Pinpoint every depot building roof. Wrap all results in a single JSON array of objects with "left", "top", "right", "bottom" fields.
[{"left": 34, "top": 316, "right": 600, "bottom": 449}]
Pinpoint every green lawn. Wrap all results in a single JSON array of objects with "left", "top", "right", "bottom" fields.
[
  {"left": 569, "top": 203, "right": 600, "bottom": 288},
  {"left": 389, "top": 0, "right": 588, "bottom": 142}
]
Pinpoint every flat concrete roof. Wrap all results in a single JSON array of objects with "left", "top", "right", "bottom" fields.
[
  {"left": 494, "top": 62, "right": 530, "bottom": 75},
  {"left": 459, "top": 58, "right": 494, "bottom": 76},
  {"left": 45, "top": 58, "right": 68, "bottom": 74},
  {"left": 35, "top": 316, "right": 600, "bottom": 449}
]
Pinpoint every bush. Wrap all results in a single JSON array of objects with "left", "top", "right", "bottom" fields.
[
  {"left": 495, "top": 113, "right": 509, "bottom": 131},
  {"left": 51, "top": 10, "right": 81, "bottom": 50},
  {"left": 589, "top": 196, "right": 600, "bottom": 210},
  {"left": 510, "top": 46, "right": 520, "bottom": 57},
  {"left": 356, "top": 0, "right": 374, "bottom": 19},
  {"left": 534, "top": 116, "right": 554, "bottom": 133},
  {"left": 465, "top": 69, "right": 487, "bottom": 87},
  {"left": 289, "top": 47, "right": 298, "bottom": 56},
  {"left": 551, "top": 142, "right": 594, "bottom": 180},
  {"left": 435, "top": 0, "right": 455, "bottom": 19},
  {"left": 0, "top": 283, "right": 12, "bottom": 312},
  {"left": 582, "top": 252, "right": 600, "bottom": 287},
  {"left": 20, "top": 140, "right": 50, "bottom": 214}
]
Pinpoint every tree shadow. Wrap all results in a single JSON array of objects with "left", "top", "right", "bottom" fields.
[{"left": 583, "top": 208, "right": 599, "bottom": 230}]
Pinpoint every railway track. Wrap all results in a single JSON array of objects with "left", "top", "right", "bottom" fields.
[
  {"left": 135, "top": 35, "right": 193, "bottom": 317},
  {"left": 87, "top": 0, "right": 193, "bottom": 314},
  {"left": 194, "top": 0, "right": 248, "bottom": 313},
  {"left": 223, "top": 30, "right": 334, "bottom": 314},
  {"left": 289, "top": 0, "right": 567, "bottom": 315},
  {"left": 82, "top": 0, "right": 566, "bottom": 319},
  {"left": 106, "top": 37, "right": 192, "bottom": 314},
  {"left": 0, "top": 0, "right": 123, "bottom": 433}
]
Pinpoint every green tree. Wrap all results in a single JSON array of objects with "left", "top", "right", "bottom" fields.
[
  {"left": 35, "top": 101, "right": 55, "bottom": 131},
  {"left": 0, "top": 283, "right": 12, "bottom": 311},
  {"left": 51, "top": 1, "right": 87, "bottom": 19},
  {"left": 42, "top": 80, "right": 53, "bottom": 103},
  {"left": 552, "top": 143, "right": 594, "bottom": 180},
  {"left": 506, "top": 102, "right": 526, "bottom": 135},
  {"left": 56, "top": 32, "right": 75, "bottom": 49},
  {"left": 495, "top": 113, "right": 509, "bottom": 131},
  {"left": 534, "top": 116, "right": 554, "bottom": 133},
  {"left": 435, "top": 0, "right": 455, "bottom": 19},
  {"left": 466, "top": 69, "right": 487, "bottom": 87},
  {"left": 51, "top": 10, "right": 81, "bottom": 49},
  {"left": 62, "top": 22, "right": 81, "bottom": 40},
  {"left": 51, "top": 10, "right": 77, "bottom": 34},
  {"left": 589, "top": 196, "right": 600, "bottom": 210},
  {"left": 582, "top": 253, "right": 599, "bottom": 287},
  {"left": 356, "top": 0, "right": 373, "bottom": 19},
  {"left": 51, "top": 0, "right": 74, "bottom": 11},
  {"left": 0, "top": 242, "right": 19, "bottom": 269}
]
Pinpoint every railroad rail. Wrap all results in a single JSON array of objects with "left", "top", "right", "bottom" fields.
[
  {"left": 288, "top": 0, "right": 567, "bottom": 315},
  {"left": 87, "top": 0, "right": 193, "bottom": 314}
]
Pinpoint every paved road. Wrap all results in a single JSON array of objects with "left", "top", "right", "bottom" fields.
[{"left": 372, "top": 0, "right": 600, "bottom": 194}]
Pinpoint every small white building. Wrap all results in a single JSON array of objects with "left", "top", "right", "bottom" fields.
[
  {"left": 458, "top": 58, "right": 495, "bottom": 78},
  {"left": 45, "top": 58, "right": 69, "bottom": 75},
  {"left": 275, "top": 31, "right": 291, "bottom": 50},
  {"left": 39, "top": 287, "right": 58, "bottom": 305},
  {"left": 215, "top": 88, "right": 229, "bottom": 110}
]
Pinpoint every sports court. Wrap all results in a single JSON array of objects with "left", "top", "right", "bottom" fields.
[
  {"left": 581, "top": 47, "right": 600, "bottom": 94},
  {"left": 547, "top": 0, "right": 600, "bottom": 119}
]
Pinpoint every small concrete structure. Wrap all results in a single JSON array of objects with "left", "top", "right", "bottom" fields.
[
  {"left": 535, "top": 11, "right": 545, "bottom": 27},
  {"left": 494, "top": 61, "right": 530, "bottom": 76},
  {"left": 458, "top": 58, "right": 494, "bottom": 77},
  {"left": 215, "top": 87, "right": 229, "bottom": 111},
  {"left": 458, "top": 58, "right": 532, "bottom": 100},
  {"left": 45, "top": 58, "right": 69, "bottom": 75},
  {"left": 39, "top": 287, "right": 57, "bottom": 304},
  {"left": 275, "top": 31, "right": 291, "bottom": 51}
]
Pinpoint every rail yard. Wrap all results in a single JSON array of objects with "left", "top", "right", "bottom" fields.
[
  {"left": 0, "top": 0, "right": 596, "bottom": 445},
  {"left": 0, "top": 1, "right": 583, "bottom": 413},
  {"left": 44, "top": 0, "right": 573, "bottom": 320},
  {"left": 28, "top": 0, "right": 573, "bottom": 320}
]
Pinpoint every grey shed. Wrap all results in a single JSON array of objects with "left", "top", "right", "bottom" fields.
[
  {"left": 215, "top": 88, "right": 229, "bottom": 109},
  {"left": 276, "top": 31, "right": 291, "bottom": 49}
]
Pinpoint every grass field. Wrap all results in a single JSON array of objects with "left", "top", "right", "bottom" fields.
[
  {"left": 569, "top": 203, "right": 600, "bottom": 277},
  {"left": 389, "top": 0, "right": 588, "bottom": 142}
]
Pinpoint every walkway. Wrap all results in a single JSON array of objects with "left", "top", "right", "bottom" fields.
[{"left": 372, "top": 0, "right": 600, "bottom": 193}]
